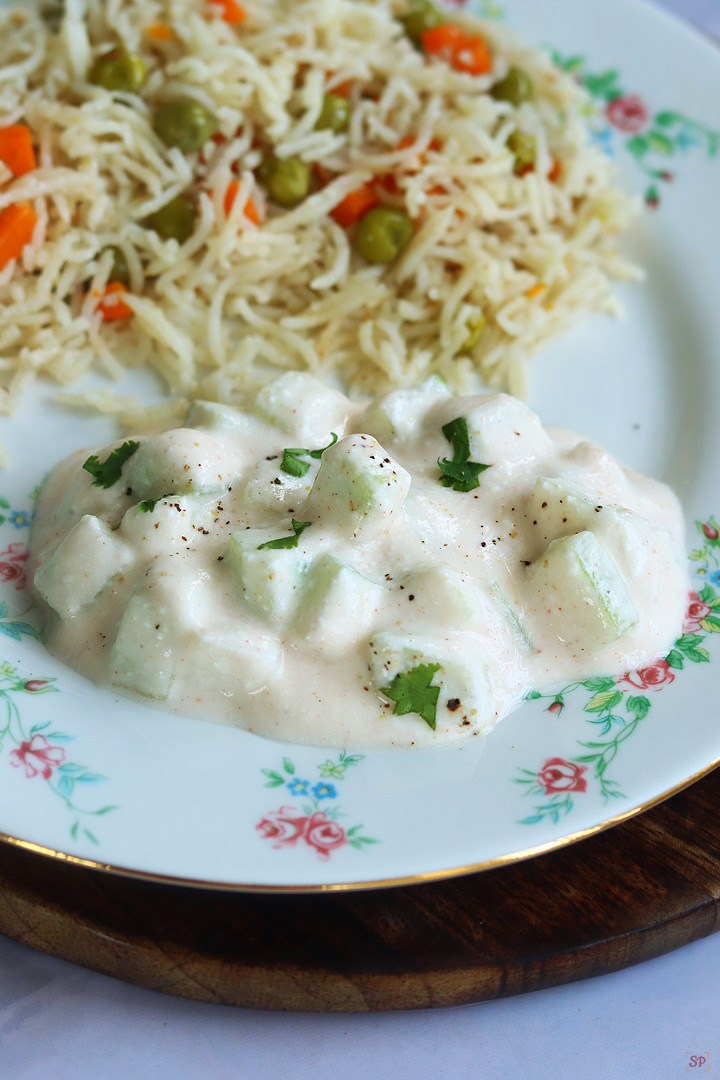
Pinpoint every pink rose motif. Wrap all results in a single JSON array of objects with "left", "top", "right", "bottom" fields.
[
  {"left": 9, "top": 735, "right": 65, "bottom": 780},
  {"left": 546, "top": 700, "right": 564, "bottom": 716},
  {"left": 537, "top": 758, "right": 587, "bottom": 795},
  {"left": 606, "top": 94, "right": 649, "bottom": 133},
  {"left": 702, "top": 522, "right": 719, "bottom": 543},
  {"left": 304, "top": 812, "right": 347, "bottom": 860},
  {"left": 620, "top": 658, "right": 674, "bottom": 691},
  {"left": 256, "top": 806, "right": 309, "bottom": 849},
  {"left": 683, "top": 592, "right": 712, "bottom": 633},
  {"left": 21, "top": 680, "right": 53, "bottom": 694},
  {"left": 0, "top": 542, "right": 28, "bottom": 590}
]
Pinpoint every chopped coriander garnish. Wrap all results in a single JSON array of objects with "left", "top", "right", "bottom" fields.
[
  {"left": 257, "top": 518, "right": 312, "bottom": 550},
  {"left": 437, "top": 416, "right": 489, "bottom": 493},
  {"left": 82, "top": 441, "right": 139, "bottom": 489},
  {"left": 280, "top": 433, "right": 338, "bottom": 478},
  {"left": 438, "top": 459, "right": 489, "bottom": 492},
  {"left": 441, "top": 417, "right": 471, "bottom": 464},
  {"left": 138, "top": 493, "right": 174, "bottom": 513},
  {"left": 381, "top": 662, "right": 441, "bottom": 730}
]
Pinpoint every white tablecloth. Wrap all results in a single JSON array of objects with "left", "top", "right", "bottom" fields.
[{"left": 3, "top": 2, "right": 720, "bottom": 1077}]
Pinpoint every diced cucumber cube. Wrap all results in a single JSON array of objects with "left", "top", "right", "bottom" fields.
[
  {"left": 243, "top": 459, "right": 315, "bottom": 514},
  {"left": 118, "top": 493, "right": 209, "bottom": 547},
  {"left": 368, "top": 631, "right": 489, "bottom": 730},
  {"left": 396, "top": 565, "right": 476, "bottom": 623},
  {"left": 184, "top": 400, "right": 253, "bottom": 433},
  {"left": 110, "top": 592, "right": 174, "bottom": 699},
  {"left": 525, "top": 530, "right": 638, "bottom": 646},
  {"left": 33, "top": 515, "right": 133, "bottom": 618},
  {"left": 227, "top": 529, "right": 310, "bottom": 624},
  {"left": 489, "top": 581, "right": 532, "bottom": 648},
  {"left": 127, "top": 430, "right": 238, "bottom": 501},
  {"left": 193, "top": 626, "right": 283, "bottom": 693},
  {"left": 304, "top": 434, "right": 411, "bottom": 537},
  {"left": 252, "top": 372, "right": 350, "bottom": 443},
  {"left": 527, "top": 477, "right": 598, "bottom": 538},
  {"left": 299, "top": 554, "right": 383, "bottom": 655},
  {"left": 433, "top": 393, "right": 550, "bottom": 464},
  {"left": 358, "top": 376, "right": 450, "bottom": 444}
]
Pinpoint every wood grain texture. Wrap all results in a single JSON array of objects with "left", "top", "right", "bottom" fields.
[{"left": 1, "top": 768, "right": 719, "bottom": 1012}]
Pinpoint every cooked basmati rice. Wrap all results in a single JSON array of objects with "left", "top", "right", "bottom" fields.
[{"left": 0, "top": 0, "right": 639, "bottom": 449}]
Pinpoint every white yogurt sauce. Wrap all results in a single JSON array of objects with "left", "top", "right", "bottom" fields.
[{"left": 28, "top": 373, "right": 687, "bottom": 748}]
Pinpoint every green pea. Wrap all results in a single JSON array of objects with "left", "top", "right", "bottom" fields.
[
  {"left": 490, "top": 67, "right": 533, "bottom": 107},
  {"left": 153, "top": 100, "right": 218, "bottom": 153},
  {"left": 144, "top": 195, "right": 196, "bottom": 243},
  {"left": 88, "top": 49, "right": 147, "bottom": 94},
  {"left": 258, "top": 155, "right": 311, "bottom": 207},
  {"left": 353, "top": 207, "right": 414, "bottom": 264},
  {"left": 461, "top": 312, "right": 486, "bottom": 352},
  {"left": 315, "top": 94, "right": 352, "bottom": 134},
  {"left": 400, "top": 0, "right": 444, "bottom": 45},
  {"left": 104, "top": 246, "right": 130, "bottom": 286},
  {"left": 507, "top": 129, "right": 536, "bottom": 174}
]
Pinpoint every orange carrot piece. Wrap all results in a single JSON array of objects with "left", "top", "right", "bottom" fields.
[
  {"left": 223, "top": 180, "right": 261, "bottom": 223},
  {"left": 0, "top": 126, "right": 36, "bottom": 179},
  {"left": 421, "top": 24, "right": 465, "bottom": 62},
  {"left": 421, "top": 24, "right": 492, "bottom": 76},
  {"left": 147, "top": 23, "right": 173, "bottom": 41},
  {"left": 210, "top": 0, "right": 246, "bottom": 24},
  {"left": 547, "top": 158, "right": 562, "bottom": 183},
  {"left": 0, "top": 203, "right": 37, "bottom": 270},
  {"left": 97, "top": 281, "right": 134, "bottom": 321},
  {"left": 452, "top": 34, "right": 492, "bottom": 75},
  {"left": 330, "top": 184, "right": 380, "bottom": 228},
  {"left": 526, "top": 282, "right": 546, "bottom": 300}
]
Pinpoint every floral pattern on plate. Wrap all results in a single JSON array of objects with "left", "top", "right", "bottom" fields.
[
  {"left": 257, "top": 751, "right": 378, "bottom": 859},
  {"left": 515, "top": 517, "right": 720, "bottom": 824},
  {"left": 550, "top": 52, "right": 720, "bottom": 208}
]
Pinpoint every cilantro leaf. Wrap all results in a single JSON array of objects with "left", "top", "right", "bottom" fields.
[
  {"left": 83, "top": 441, "right": 139, "bottom": 489},
  {"left": 138, "top": 493, "right": 174, "bottom": 513},
  {"left": 257, "top": 518, "right": 312, "bottom": 550},
  {"left": 437, "top": 417, "right": 490, "bottom": 493},
  {"left": 308, "top": 432, "right": 338, "bottom": 459},
  {"left": 280, "top": 451, "right": 311, "bottom": 478},
  {"left": 381, "top": 662, "right": 441, "bottom": 730},
  {"left": 280, "top": 434, "right": 338, "bottom": 478},
  {"left": 437, "top": 458, "right": 489, "bottom": 493},
  {"left": 441, "top": 417, "right": 471, "bottom": 463}
]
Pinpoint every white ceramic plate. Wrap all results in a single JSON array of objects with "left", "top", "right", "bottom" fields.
[{"left": 2, "top": 0, "right": 720, "bottom": 890}]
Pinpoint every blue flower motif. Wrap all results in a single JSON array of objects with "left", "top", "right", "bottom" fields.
[
  {"left": 9, "top": 510, "right": 30, "bottom": 529},
  {"left": 312, "top": 782, "right": 337, "bottom": 800},
  {"left": 675, "top": 129, "right": 701, "bottom": 152},
  {"left": 590, "top": 127, "right": 614, "bottom": 157},
  {"left": 709, "top": 569, "right": 720, "bottom": 588},
  {"left": 286, "top": 777, "right": 311, "bottom": 796}
]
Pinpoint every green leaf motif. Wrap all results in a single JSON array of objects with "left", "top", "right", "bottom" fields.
[
  {"left": 381, "top": 662, "right": 441, "bottom": 730},
  {"left": 582, "top": 676, "right": 617, "bottom": 693},
  {"left": 647, "top": 131, "right": 674, "bottom": 155},
  {"left": 699, "top": 616, "right": 720, "bottom": 633},
  {"left": 626, "top": 695, "right": 651, "bottom": 720},
  {"left": 584, "top": 689, "right": 623, "bottom": 714},
  {"left": 654, "top": 110, "right": 682, "bottom": 128},
  {"left": 665, "top": 649, "right": 684, "bottom": 670},
  {"left": 699, "top": 584, "right": 716, "bottom": 604},
  {"left": 282, "top": 757, "right": 295, "bottom": 775},
  {"left": 626, "top": 135, "right": 649, "bottom": 157}
]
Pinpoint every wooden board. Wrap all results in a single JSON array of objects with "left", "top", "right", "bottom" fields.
[{"left": 1, "top": 767, "right": 720, "bottom": 1012}]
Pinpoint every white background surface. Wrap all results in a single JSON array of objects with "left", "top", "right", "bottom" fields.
[{"left": 2, "top": 1, "right": 720, "bottom": 1077}]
